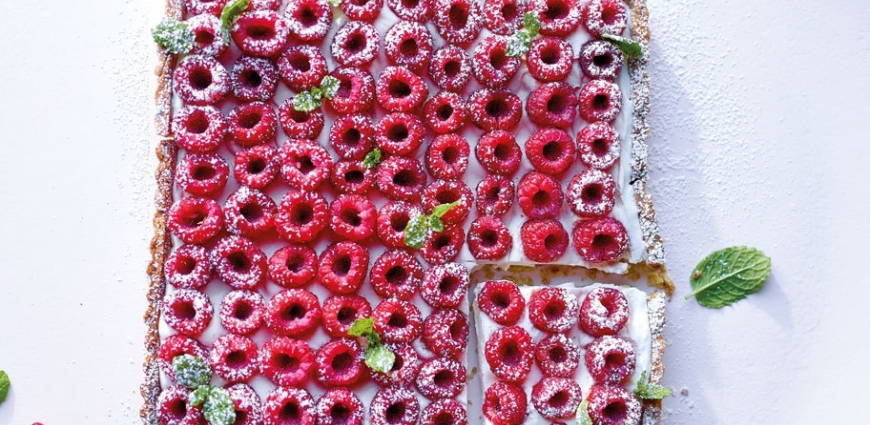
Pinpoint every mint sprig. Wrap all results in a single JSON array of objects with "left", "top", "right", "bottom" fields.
[
  {"left": 348, "top": 318, "right": 396, "bottom": 373},
  {"left": 685, "top": 246, "right": 772, "bottom": 308},
  {"left": 172, "top": 354, "right": 211, "bottom": 388},
  {"left": 634, "top": 370, "right": 673, "bottom": 400},
  {"left": 362, "top": 148, "right": 382, "bottom": 168},
  {"left": 506, "top": 12, "right": 541, "bottom": 57},
  {"left": 327, "top": 0, "right": 343, "bottom": 7},
  {"left": 403, "top": 200, "right": 460, "bottom": 249},
  {"left": 602, "top": 34, "right": 644, "bottom": 59},
  {"left": 172, "top": 355, "right": 236, "bottom": 425},
  {"left": 152, "top": 18, "right": 194, "bottom": 54},
  {"left": 575, "top": 396, "right": 593, "bottom": 425},
  {"left": 292, "top": 75, "right": 342, "bottom": 112},
  {"left": 220, "top": 0, "right": 250, "bottom": 43},
  {"left": 0, "top": 370, "right": 10, "bottom": 405}
]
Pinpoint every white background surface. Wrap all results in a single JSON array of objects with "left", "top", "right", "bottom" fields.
[{"left": 0, "top": 0, "right": 868, "bottom": 424}]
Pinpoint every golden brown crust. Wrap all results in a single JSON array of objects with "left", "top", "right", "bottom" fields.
[{"left": 641, "top": 291, "right": 667, "bottom": 425}]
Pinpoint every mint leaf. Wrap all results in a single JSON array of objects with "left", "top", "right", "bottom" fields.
[
  {"left": 328, "top": 0, "right": 342, "bottom": 6},
  {"left": 152, "top": 18, "right": 194, "bottom": 54},
  {"left": 220, "top": 0, "right": 250, "bottom": 43},
  {"left": 203, "top": 386, "right": 236, "bottom": 425},
  {"left": 404, "top": 213, "right": 430, "bottom": 249},
  {"left": 292, "top": 91, "right": 321, "bottom": 112},
  {"left": 575, "top": 397, "right": 593, "bottom": 425},
  {"left": 189, "top": 385, "right": 211, "bottom": 407},
  {"left": 506, "top": 13, "right": 541, "bottom": 57},
  {"left": 505, "top": 34, "right": 527, "bottom": 57},
  {"left": 431, "top": 200, "right": 460, "bottom": 218},
  {"left": 602, "top": 34, "right": 644, "bottom": 59},
  {"left": 522, "top": 12, "right": 541, "bottom": 37},
  {"left": 429, "top": 215, "right": 444, "bottom": 233},
  {"left": 172, "top": 354, "right": 211, "bottom": 389},
  {"left": 685, "top": 246, "right": 772, "bottom": 308},
  {"left": 365, "top": 344, "right": 396, "bottom": 373},
  {"left": 362, "top": 148, "right": 382, "bottom": 168},
  {"left": 348, "top": 317, "right": 375, "bottom": 337},
  {"left": 320, "top": 75, "right": 341, "bottom": 99},
  {"left": 0, "top": 370, "right": 9, "bottom": 404},
  {"left": 634, "top": 370, "right": 673, "bottom": 399}
]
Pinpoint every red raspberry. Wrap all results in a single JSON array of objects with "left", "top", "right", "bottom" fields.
[
  {"left": 330, "top": 195, "right": 377, "bottom": 242},
  {"left": 370, "top": 387, "right": 420, "bottom": 425},
  {"left": 483, "top": 381, "right": 527, "bottom": 425},
  {"left": 376, "top": 112, "right": 425, "bottom": 156},
  {"left": 376, "top": 66, "right": 429, "bottom": 113},
  {"left": 157, "top": 385, "right": 205, "bottom": 425},
  {"left": 231, "top": 55, "right": 279, "bottom": 102},
  {"left": 422, "top": 180, "right": 473, "bottom": 225},
  {"left": 370, "top": 343, "right": 421, "bottom": 388},
  {"left": 422, "top": 308, "right": 469, "bottom": 358},
  {"left": 526, "top": 82, "right": 578, "bottom": 129},
  {"left": 165, "top": 244, "right": 211, "bottom": 290},
  {"left": 472, "top": 35, "right": 520, "bottom": 89},
  {"left": 586, "top": 335, "right": 637, "bottom": 385},
  {"left": 527, "top": 36, "right": 574, "bottom": 82},
  {"left": 230, "top": 11, "right": 290, "bottom": 58},
  {"left": 485, "top": 325, "right": 533, "bottom": 382},
  {"left": 321, "top": 294, "right": 373, "bottom": 338},
  {"left": 318, "top": 241, "right": 369, "bottom": 294},
  {"left": 233, "top": 144, "right": 279, "bottom": 190},
  {"left": 577, "top": 122, "right": 621, "bottom": 170},
  {"left": 326, "top": 67, "right": 376, "bottom": 115},
  {"left": 315, "top": 388, "right": 364, "bottom": 425},
  {"left": 277, "top": 44, "right": 328, "bottom": 92},
  {"left": 315, "top": 338, "right": 365, "bottom": 387},
  {"left": 330, "top": 21, "right": 380, "bottom": 67},
  {"left": 249, "top": 0, "right": 283, "bottom": 10},
  {"left": 329, "top": 114, "right": 375, "bottom": 161},
  {"left": 586, "top": 384, "right": 642, "bottom": 425},
  {"left": 525, "top": 127, "right": 576, "bottom": 175},
  {"left": 384, "top": 21, "right": 434, "bottom": 74},
  {"left": 279, "top": 139, "right": 333, "bottom": 191},
  {"left": 566, "top": 169, "right": 616, "bottom": 218},
  {"left": 580, "top": 287, "right": 629, "bottom": 337},
  {"left": 341, "top": 0, "right": 383, "bottom": 21},
  {"left": 223, "top": 186, "right": 278, "bottom": 238},
  {"left": 572, "top": 217, "right": 628, "bottom": 263},
  {"left": 162, "top": 288, "right": 213, "bottom": 337},
  {"left": 226, "top": 383, "right": 263, "bottom": 425},
  {"left": 187, "top": 14, "right": 228, "bottom": 57},
  {"left": 266, "top": 288, "right": 322, "bottom": 338},
  {"left": 209, "top": 334, "right": 258, "bottom": 383},
  {"left": 535, "top": 333, "right": 581, "bottom": 377},
  {"left": 370, "top": 250, "right": 423, "bottom": 301},
  {"left": 415, "top": 357, "right": 467, "bottom": 399},
  {"left": 433, "top": 0, "right": 483, "bottom": 46},
  {"left": 468, "top": 89, "right": 523, "bottom": 131},
  {"left": 259, "top": 337, "right": 314, "bottom": 387},
  {"left": 467, "top": 215, "right": 512, "bottom": 260},
  {"left": 477, "top": 280, "right": 525, "bottom": 325},
  {"left": 421, "top": 399, "right": 468, "bottom": 425},
  {"left": 285, "top": 0, "right": 332, "bottom": 43},
  {"left": 268, "top": 244, "right": 319, "bottom": 288},
  {"left": 420, "top": 225, "right": 465, "bottom": 266},
  {"left": 520, "top": 218, "right": 568, "bottom": 263},
  {"left": 476, "top": 130, "right": 522, "bottom": 176},
  {"left": 263, "top": 387, "right": 316, "bottom": 424},
  {"left": 428, "top": 45, "right": 473, "bottom": 92},
  {"left": 279, "top": 99, "right": 325, "bottom": 140},
  {"left": 423, "top": 91, "right": 470, "bottom": 134},
  {"left": 373, "top": 299, "right": 423, "bottom": 344},
  {"left": 173, "top": 55, "right": 230, "bottom": 106},
  {"left": 331, "top": 160, "right": 375, "bottom": 195},
  {"left": 579, "top": 39, "right": 623, "bottom": 81},
  {"left": 172, "top": 105, "right": 226, "bottom": 154},
  {"left": 530, "top": 0, "right": 580, "bottom": 37},
  {"left": 376, "top": 201, "right": 422, "bottom": 249},
  {"left": 211, "top": 235, "right": 268, "bottom": 290},
  {"left": 157, "top": 335, "right": 209, "bottom": 382},
  {"left": 475, "top": 175, "right": 514, "bottom": 216},
  {"left": 387, "top": 0, "right": 431, "bottom": 23},
  {"left": 167, "top": 197, "right": 224, "bottom": 244},
  {"left": 220, "top": 290, "right": 266, "bottom": 335},
  {"left": 420, "top": 262, "right": 468, "bottom": 309},
  {"left": 483, "top": 0, "right": 526, "bottom": 35},
  {"left": 581, "top": 0, "right": 628, "bottom": 38},
  {"left": 531, "top": 377, "right": 583, "bottom": 420},
  {"left": 528, "top": 286, "right": 579, "bottom": 333},
  {"left": 517, "top": 171, "right": 563, "bottom": 219},
  {"left": 578, "top": 79, "right": 622, "bottom": 123},
  {"left": 426, "top": 134, "right": 470, "bottom": 180},
  {"left": 184, "top": 0, "right": 227, "bottom": 17},
  {"left": 375, "top": 156, "right": 427, "bottom": 202},
  {"left": 228, "top": 101, "right": 277, "bottom": 147}
]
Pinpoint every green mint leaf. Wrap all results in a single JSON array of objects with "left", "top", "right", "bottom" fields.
[
  {"left": 189, "top": 385, "right": 211, "bottom": 407},
  {"left": 362, "top": 148, "right": 382, "bottom": 168},
  {"left": 430, "top": 200, "right": 460, "bottom": 218},
  {"left": 320, "top": 75, "right": 341, "bottom": 99},
  {"left": 505, "top": 32, "right": 530, "bottom": 57},
  {"left": 151, "top": 18, "right": 194, "bottom": 54},
  {"left": 575, "top": 397, "right": 593, "bottom": 425},
  {"left": 429, "top": 215, "right": 444, "bottom": 233},
  {"left": 348, "top": 317, "right": 375, "bottom": 337},
  {"left": 365, "top": 344, "right": 396, "bottom": 373},
  {"left": 171, "top": 354, "right": 211, "bottom": 389},
  {"left": 292, "top": 91, "right": 321, "bottom": 112},
  {"left": 328, "top": 0, "right": 342, "bottom": 6},
  {"left": 0, "top": 370, "right": 10, "bottom": 405},
  {"left": 685, "top": 246, "right": 772, "bottom": 308},
  {"left": 220, "top": 0, "right": 250, "bottom": 43},
  {"left": 310, "top": 87, "right": 323, "bottom": 101},
  {"left": 522, "top": 12, "right": 541, "bottom": 37},
  {"left": 404, "top": 213, "right": 430, "bottom": 249},
  {"left": 634, "top": 371, "right": 673, "bottom": 399},
  {"left": 204, "top": 386, "right": 237, "bottom": 425},
  {"left": 601, "top": 34, "right": 644, "bottom": 59}
]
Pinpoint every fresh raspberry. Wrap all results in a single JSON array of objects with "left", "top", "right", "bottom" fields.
[
  {"left": 165, "top": 244, "right": 211, "bottom": 290},
  {"left": 420, "top": 225, "right": 465, "bottom": 266},
  {"left": 248, "top": 0, "right": 283, "bottom": 11},
  {"left": 266, "top": 288, "right": 322, "bottom": 338},
  {"left": 228, "top": 102, "right": 278, "bottom": 147},
  {"left": 530, "top": 0, "right": 581, "bottom": 37},
  {"left": 167, "top": 197, "right": 224, "bottom": 244},
  {"left": 467, "top": 215, "right": 512, "bottom": 260},
  {"left": 579, "top": 39, "right": 623, "bottom": 81},
  {"left": 475, "top": 175, "right": 514, "bottom": 216},
  {"left": 485, "top": 325, "right": 533, "bottom": 382},
  {"left": 279, "top": 99, "right": 325, "bottom": 140},
  {"left": 520, "top": 218, "right": 568, "bottom": 262},
  {"left": 157, "top": 385, "right": 205, "bottom": 425},
  {"left": 577, "top": 122, "right": 621, "bottom": 170},
  {"left": 259, "top": 336, "right": 315, "bottom": 387},
  {"left": 422, "top": 180, "right": 473, "bottom": 225},
  {"left": 331, "top": 21, "right": 380, "bottom": 67},
  {"left": 376, "top": 66, "right": 429, "bottom": 113},
  {"left": 318, "top": 241, "right": 369, "bottom": 294},
  {"left": 428, "top": 45, "right": 473, "bottom": 92},
  {"left": 586, "top": 335, "right": 636, "bottom": 384},
  {"left": 315, "top": 388, "right": 364, "bottom": 425},
  {"left": 220, "top": 290, "right": 266, "bottom": 335},
  {"left": 387, "top": 0, "right": 431, "bottom": 22},
  {"left": 329, "top": 114, "right": 375, "bottom": 160},
  {"left": 331, "top": 160, "right": 376, "bottom": 195},
  {"left": 426, "top": 134, "right": 470, "bottom": 180},
  {"left": 326, "top": 67, "right": 376, "bottom": 115},
  {"left": 370, "top": 387, "right": 420, "bottom": 425},
  {"left": 572, "top": 217, "right": 628, "bottom": 263},
  {"left": 581, "top": 0, "right": 628, "bottom": 38},
  {"left": 415, "top": 357, "right": 467, "bottom": 400},
  {"left": 277, "top": 44, "right": 328, "bottom": 93},
  {"left": 162, "top": 288, "right": 213, "bottom": 337},
  {"left": 566, "top": 169, "right": 616, "bottom": 218},
  {"left": 476, "top": 130, "right": 522, "bottom": 175},
  {"left": 580, "top": 287, "right": 629, "bottom": 337},
  {"left": 517, "top": 171, "right": 563, "bottom": 219},
  {"left": 209, "top": 334, "right": 259, "bottom": 383},
  {"left": 184, "top": 0, "right": 227, "bottom": 17},
  {"left": 483, "top": 0, "right": 526, "bottom": 35},
  {"left": 483, "top": 381, "right": 527, "bottom": 425},
  {"left": 231, "top": 55, "right": 279, "bottom": 103},
  {"left": 278, "top": 139, "right": 333, "bottom": 191},
  {"left": 285, "top": 0, "right": 333, "bottom": 43},
  {"left": 376, "top": 112, "right": 425, "bottom": 156},
  {"left": 234, "top": 144, "right": 279, "bottom": 190},
  {"left": 468, "top": 89, "right": 523, "bottom": 131},
  {"left": 341, "top": 0, "right": 384, "bottom": 21},
  {"left": 263, "top": 387, "right": 316, "bottom": 425},
  {"left": 330, "top": 195, "right": 377, "bottom": 242},
  {"left": 420, "top": 262, "right": 468, "bottom": 309},
  {"left": 226, "top": 383, "right": 263, "bottom": 425},
  {"left": 370, "top": 250, "right": 424, "bottom": 301},
  {"left": 373, "top": 299, "right": 423, "bottom": 344},
  {"left": 268, "top": 244, "right": 319, "bottom": 288},
  {"left": 433, "top": 0, "right": 483, "bottom": 46},
  {"left": 376, "top": 201, "right": 422, "bottom": 249},
  {"left": 230, "top": 11, "right": 290, "bottom": 58},
  {"left": 421, "top": 399, "right": 468, "bottom": 425},
  {"left": 172, "top": 105, "right": 227, "bottom": 154},
  {"left": 315, "top": 338, "right": 365, "bottom": 387},
  {"left": 527, "top": 36, "right": 574, "bottom": 82},
  {"left": 158, "top": 335, "right": 209, "bottom": 382},
  {"left": 525, "top": 127, "right": 576, "bottom": 175},
  {"left": 526, "top": 82, "right": 578, "bottom": 129},
  {"left": 174, "top": 55, "right": 230, "bottom": 106},
  {"left": 477, "top": 280, "right": 525, "bottom": 325},
  {"left": 375, "top": 156, "right": 427, "bottom": 202},
  {"left": 187, "top": 14, "right": 228, "bottom": 57},
  {"left": 384, "top": 21, "right": 434, "bottom": 74},
  {"left": 423, "top": 91, "right": 470, "bottom": 134},
  {"left": 586, "top": 384, "right": 642, "bottom": 425},
  {"left": 535, "top": 333, "right": 581, "bottom": 377},
  {"left": 472, "top": 35, "right": 520, "bottom": 89},
  {"left": 578, "top": 79, "right": 622, "bottom": 123},
  {"left": 370, "top": 343, "right": 421, "bottom": 388},
  {"left": 531, "top": 377, "right": 583, "bottom": 420},
  {"left": 223, "top": 186, "right": 278, "bottom": 238},
  {"left": 321, "top": 294, "right": 373, "bottom": 338},
  {"left": 422, "top": 308, "right": 469, "bottom": 358},
  {"left": 211, "top": 235, "right": 268, "bottom": 290},
  {"left": 528, "top": 286, "right": 579, "bottom": 333}
]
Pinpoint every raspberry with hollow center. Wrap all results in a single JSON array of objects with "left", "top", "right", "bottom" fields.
[
  {"left": 210, "top": 235, "right": 268, "bottom": 290},
  {"left": 325, "top": 67, "right": 375, "bottom": 115},
  {"left": 420, "top": 262, "right": 469, "bottom": 309},
  {"left": 331, "top": 21, "right": 380, "bottom": 67},
  {"left": 165, "top": 244, "right": 211, "bottom": 290},
  {"left": 370, "top": 250, "right": 424, "bottom": 301},
  {"left": 482, "top": 0, "right": 526, "bottom": 35},
  {"left": 517, "top": 171, "right": 564, "bottom": 219},
  {"left": 433, "top": 0, "right": 483, "bottom": 46},
  {"left": 370, "top": 343, "right": 421, "bottom": 388},
  {"left": 275, "top": 190, "right": 329, "bottom": 243},
  {"left": 228, "top": 101, "right": 277, "bottom": 147},
  {"left": 483, "top": 381, "right": 527, "bottom": 425},
  {"left": 157, "top": 335, "right": 209, "bottom": 383},
  {"left": 285, "top": 0, "right": 332, "bottom": 43},
  {"left": 485, "top": 325, "right": 533, "bottom": 382},
  {"left": 376, "top": 66, "right": 429, "bottom": 113},
  {"left": 330, "top": 194, "right": 377, "bottom": 242},
  {"left": 259, "top": 336, "right": 314, "bottom": 387},
  {"left": 467, "top": 216, "right": 512, "bottom": 260},
  {"left": 167, "top": 196, "right": 224, "bottom": 244},
  {"left": 318, "top": 241, "right": 369, "bottom": 294},
  {"left": 173, "top": 105, "right": 227, "bottom": 154},
  {"left": 209, "top": 334, "right": 259, "bottom": 383},
  {"left": 373, "top": 299, "right": 423, "bottom": 344},
  {"left": 531, "top": 0, "right": 581, "bottom": 36},
  {"left": 469, "top": 89, "right": 523, "bottom": 131},
  {"left": 315, "top": 388, "right": 364, "bottom": 425},
  {"left": 279, "top": 99, "right": 325, "bottom": 140},
  {"left": 375, "top": 156, "right": 427, "bottom": 203},
  {"left": 415, "top": 356, "right": 467, "bottom": 400},
  {"left": 370, "top": 386, "right": 420, "bottom": 425},
  {"left": 578, "top": 79, "right": 623, "bottom": 123},
  {"left": 220, "top": 290, "right": 266, "bottom": 336},
  {"left": 420, "top": 225, "right": 465, "bottom": 266},
  {"left": 277, "top": 44, "right": 328, "bottom": 93},
  {"left": 525, "top": 127, "right": 576, "bottom": 175},
  {"left": 422, "top": 179, "right": 473, "bottom": 225},
  {"left": 535, "top": 333, "right": 581, "bottom": 377},
  {"left": 526, "top": 81, "right": 578, "bottom": 129},
  {"left": 426, "top": 134, "right": 470, "bottom": 180},
  {"left": 176, "top": 153, "right": 229, "bottom": 197},
  {"left": 580, "top": 287, "right": 630, "bottom": 337},
  {"left": 387, "top": 0, "right": 431, "bottom": 23},
  {"left": 422, "top": 307, "right": 469, "bottom": 358},
  {"left": 226, "top": 383, "right": 263, "bottom": 425},
  {"left": 384, "top": 21, "right": 434, "bottom": 74},
  {"left": 162, "top": 288, "right": 213, "bottom": 337},
  {"left": 577, "top": 121, "right": 622, "bottom": 170},
  {"left": 572, "top": 217, "right": 628, "bottom": 263},
  {"left": 476, "top": 130, "right": 522, "bottom": 176},
  {"left": 428, "top": 45, "right": 473, "bottom": 92},
  {"left": 266, "top": 288, "right": 322, "bottom": 338},
  {"left": 157, "top": 385, "right": 205, "bottom": 425},
  {"left": 567, "top": 169, "right": 616, "bottom": 218},
  {"left": 231, "top": 55, "right": 278, "bottom": 102},
  {"left": 423, "top": 91, "right": 470, "bottom": 134},
  {"left": 173, "top": 55, "right": 230, "bottom": 106},
  {"left": 421, "top": 398, "right": 468, "bottom": 425},
  {"left": 521, "top": 218, "right": 569, "bottom": 263},
  {"left": 263, "top": 386, "right": 316, "bottom": 425},
  {"left": 579, "top": 39, "right": 623, "bottom": 81},
  {"left": 585, "top": 335, "right": 637, "bottom": 385},
  {"left": 331, "top": 160, "right": 375, "bottom": 195},
  {"left": 475, "top": 175, "right": 514, "bottom": 216},
  {"left": 330, "top": 114, "right": 375, "bottom": 161},
  {"left": 278, "top": 139, "right": 333, "bottom": 191},
  {"left": 230, "top": 10, "right": 290, "bottom": 58},
  {"left": 472, "top": 35, "right": 520, "bottom": 89},
  {"left": 223, "top": 186, "right": 277, "bottom": 238},
  {"left": 234, "top": 144, "right": 279, "bottom": 190},
  {"left": 376, "top": 112, "right": 425, "bottom": 156},
  {"left": 582, "top": 0, "right": 628, "bottom": 38},
  {"left": 315, "top": 338, "right": 365, "bottom": 387},
  {"left": 477, "top": 280, "right": 525, "bottom": 325},
  {"left": 376, "top": 201, "right": 422, "bottom": 249},
  {"left": 321, "top": 294, "right": 372, "bottom": 338},
  {"left": 528, "top": 286, "right": 580, "bottom": 333},
  {"left": 586, "top": 384, "right": 642, "bottom": 425},
  {"left": 531, "top": 377, "right": 583, "bottom": 420},
  {"left": 268, "top": 244, "right": 318, "bottom": 288},
  {"left": 527, "top": 36, "right": 574, "bottom": 83}
]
